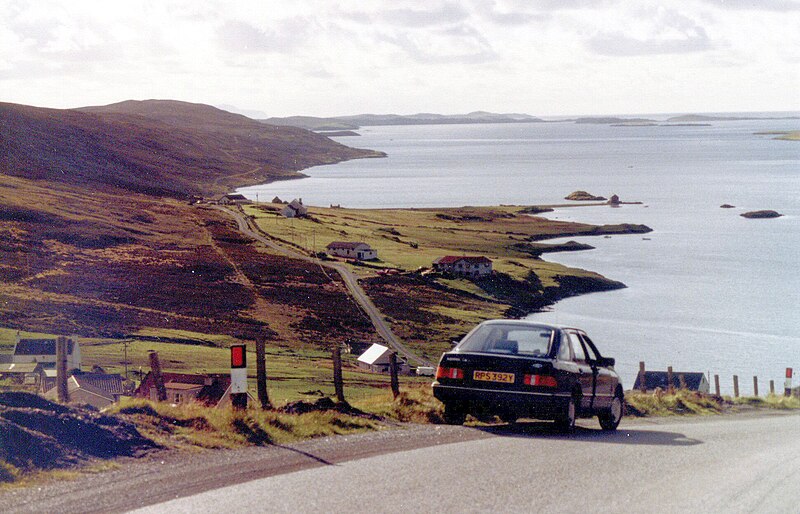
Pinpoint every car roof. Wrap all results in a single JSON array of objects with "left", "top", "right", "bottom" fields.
[{"left": 478, "top": 319, "right": 582, "bottom": 332}]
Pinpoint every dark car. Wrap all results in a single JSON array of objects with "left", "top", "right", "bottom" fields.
[{"left": 432, "top": 319, "right": 623, "bottom": 431}]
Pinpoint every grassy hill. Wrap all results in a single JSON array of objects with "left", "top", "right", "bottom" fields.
[
  {"left": 1, "top": 100, "right": 384, "bottom": 199},
  {"left": 0, "top": 101, "right": 384, "bottom": 343}
]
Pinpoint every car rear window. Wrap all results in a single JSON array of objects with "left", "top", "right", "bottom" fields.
[{"left": 456, "top": 324, "right": 553, "bottom": 356}]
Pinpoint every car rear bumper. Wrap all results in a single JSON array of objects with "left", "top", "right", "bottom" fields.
[{"left": 432, "top": 382, "right": 570, "bottom": 420}]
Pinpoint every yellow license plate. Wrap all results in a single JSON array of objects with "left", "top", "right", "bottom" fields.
[{"left": 473, "top": 370, "right": 515, "bottom": 383}]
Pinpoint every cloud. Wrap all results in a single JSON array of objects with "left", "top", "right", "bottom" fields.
[
  {"left": 697, "top": 0, "right": 800, "bottom": 11},
  {"left": 379, "top": 2, "right": 471, "bottom": 27},
  {"left": 216, "top": 18, "right": 311, "bottom": 53},
  {"left": 587, "top": 8, "right": 713, "bottom": 56},
  {"left": 378, "top": 23, "right": 498, "bottom": 64}
]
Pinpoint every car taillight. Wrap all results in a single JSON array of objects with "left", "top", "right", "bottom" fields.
[
  {"left": 524, "top": 374, "right": 557, "bottom": 387},
  {"left": 436, "top": 366, "right": 464, "bottom": 379}
]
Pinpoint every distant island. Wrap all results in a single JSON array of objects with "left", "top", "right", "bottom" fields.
[
  {"left": 755, "top": 130, "right": 800, "bottom": 141},
  {"left": 262, "top": 112, "right": 544, "bottom": 131},
  {"left": 741, "top": 210, "right": 783, "bottom": 219},
  {"left": 263, "top": 111, "right": 799, "bottom": 131}
]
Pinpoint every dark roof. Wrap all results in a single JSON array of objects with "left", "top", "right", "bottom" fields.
[
  {"left": 327, "top": 241, "right": 370, "bottom": 250},
  {"left": 434, "top": 256, "right": 492, "bottom": 265},
  {"left": 224, "top": 194, "right": 248, "bottom": 200},
  {"left": 14, "top": 338, "right": 74, "bottom": 356},
  {"left": 73, "top": 373, "right": 126, "bottom": 396},
  {"left": 633, "top": 371, "right": 707, "bottom": 391}
]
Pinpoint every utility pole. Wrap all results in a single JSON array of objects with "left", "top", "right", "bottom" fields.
[
  {"left": 122, "top": 340, "right": 130, "bottom": 380},
  {"left": 56, "top": 336, "right": 69, "bottom": 403}
]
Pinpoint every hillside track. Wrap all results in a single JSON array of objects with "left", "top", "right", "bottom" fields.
[{"left": 211, "top": 206, "right": 432, "bottom": 367}]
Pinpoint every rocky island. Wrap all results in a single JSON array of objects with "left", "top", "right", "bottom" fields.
[{"left": 740, "top": 210, "right": 783, "bottom": 219}]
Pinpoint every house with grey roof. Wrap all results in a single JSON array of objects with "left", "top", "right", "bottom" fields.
[
  {"left": 326, "top": 241, "right": 377, "bottom": 261},
  {"left": 43, "top": 373, "right": 127, "bottom": 409},
  {"left": 281, "top": 198, "right": 308, "bottom": 218}
]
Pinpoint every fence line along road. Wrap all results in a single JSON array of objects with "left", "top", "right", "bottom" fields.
[{"left": 211, "top": 206, "right": 432, "bottom": 368}]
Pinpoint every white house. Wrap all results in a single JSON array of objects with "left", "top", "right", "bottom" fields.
[
  {"left": 356, "top": 343, "right": 410, "bottom": 375},
  {"left": 326, "top": 241, "right": 378, "bottom": 261},
  {"left": 281, "top": 198, "right": 308, "bottom": 218},
  {"left": 432, "top": 256, "right": 493, "bottom": 277},
  {"left": 10, "top": 335, "right": 81, "bottom": 372}
]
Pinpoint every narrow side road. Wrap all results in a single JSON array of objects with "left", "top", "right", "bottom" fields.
[{"left": 211, "top": 205, "right": 431, "bottom": 367}]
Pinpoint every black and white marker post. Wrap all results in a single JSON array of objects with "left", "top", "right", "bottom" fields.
[{"left": 230, "top": 344, "right": 248, "bottom": 409}]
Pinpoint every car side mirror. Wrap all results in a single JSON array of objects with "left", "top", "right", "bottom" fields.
[
  {"left": 597, "top": 357, "right": 615, "bottom": 367},
  {"left": 451, "top": 340, "right": 460, "bottom": 347}
]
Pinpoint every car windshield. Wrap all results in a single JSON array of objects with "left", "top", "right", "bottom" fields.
[{"left": 456, "top": 324, "right": 553, "bottom": 356}]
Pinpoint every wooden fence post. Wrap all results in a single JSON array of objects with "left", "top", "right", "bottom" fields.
[
  {"left": 733, "top": 375, "right": 739, "bottom": 398},
  {"left": 753, "top": 376, "right": 758, "bottom": 397},
  {"left": 332, "top": 345, "right": 345, "bottom": 404},
  {"left": 639, "top": 361, "right": 647, "bottom": 393},
  {"left": 667, "top": 366, "right": 674, "bottom": 394},
  {"left": 255, "top": 336, "right": 271, "bottom": 410},
  {"left": 149, "top": 350, "right": 167, "bottom": 402},
  {"left": 678, "top": 374, "right": 687, "bottom": 390},
  {"left": 770, "top": 380, "right": 775, "bottom": 395},
  {"left": 389, "top": 352, "right": 400, "bottom": 399},
  {"left": 714, "top": 374, "right": 720, "bottom": 396}
]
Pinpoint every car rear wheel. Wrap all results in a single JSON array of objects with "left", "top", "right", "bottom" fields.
[
  {"left": 443, "top": 403, "right": 467, "bottom": 425},
  {"left": 555, "top": 396, "right": 576, "bottom": 433},
  {"left": 599, "top": 393, "right": 623, "bottom": 431}
]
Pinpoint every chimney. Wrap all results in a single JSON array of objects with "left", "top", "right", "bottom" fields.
[{"left": 148, "top": 351, "right": 167, "bottom": 402}]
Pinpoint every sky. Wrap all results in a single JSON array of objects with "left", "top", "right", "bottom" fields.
[{"left": 1, "top": 0, "right": 799, "bottom": 118}]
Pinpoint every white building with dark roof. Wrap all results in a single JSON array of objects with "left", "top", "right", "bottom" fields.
[
  {"left": 432, "top": 256, "right": 493, "bottom": 277},
  {"left": 326, "top": 242, "right": 378, "bottom": 261},
  {"left": 10, "top": 335, "right": 81, "bottom": 372}
]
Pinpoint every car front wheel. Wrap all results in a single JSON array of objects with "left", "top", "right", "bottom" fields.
[{"left": 599, "top": 393, "right": 623, "bottom": 431}]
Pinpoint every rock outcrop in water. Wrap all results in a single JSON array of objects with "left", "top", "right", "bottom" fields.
[
  {"left": 741, "top": 210, "right": 782, "bottom": 219},
  {"left": 565, "top": 191, "right": 606, "bottom": 201}
]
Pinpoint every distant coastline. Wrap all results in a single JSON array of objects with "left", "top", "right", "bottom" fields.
[{"left": 261, "top": 111, "right": 799, "bottom": 131}]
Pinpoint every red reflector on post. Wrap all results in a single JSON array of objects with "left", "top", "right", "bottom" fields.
[
  {"left": 524, "top": 374, "right": 557, "bottom": 387},
  {"left": 231, "top": 345, "right": 246, "bottom": 368}
]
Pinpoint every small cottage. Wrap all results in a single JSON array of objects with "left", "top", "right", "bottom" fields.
[
  {"left": 135, "top": 372, "right": 243, "bottom": 407},
  {"left": 219, "top": 194, "right": 252, "bottom": 205},
  {"left": 356, "top": 343, "right": 410, "bottom": 375},
  {"left": 0, "top": 362, "right": 42, "bottom": 386},
  {"left": 633, "top": 371, "right": 710, "bottom": 393},
  {"left": 326, "top": 242, "right": 378, "bottom": 261},
  {"left": 432, "top": 256, "right": 493, "bottom": 277},
  {"left": 43, "top": 372, "right": 127, "bottom": 409},
  {"left": 281, "top": 198, "right": 308, "bottom": 218},
  {"left": 10, "top": 335, "right": 81, "bottom": 372}
]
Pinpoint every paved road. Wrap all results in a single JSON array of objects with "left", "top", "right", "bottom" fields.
[
  {"left": 131, "top": 412, "right": 800, "bottom": 514},
  {"left": 211, "top": 205, "right": 431, "bottom": 367}
]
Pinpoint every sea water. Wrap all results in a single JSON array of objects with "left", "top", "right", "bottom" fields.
[{"left": 238, "top": 117, "right": 800, "bottom": 392}]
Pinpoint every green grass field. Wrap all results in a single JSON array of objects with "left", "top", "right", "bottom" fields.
[{"left": 244, "top": 203, "right": 625, "bottom": 287}]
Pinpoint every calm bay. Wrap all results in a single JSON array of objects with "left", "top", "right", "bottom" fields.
[{"left": 239, "top": 117, "right": 800, "bottom": 392}]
